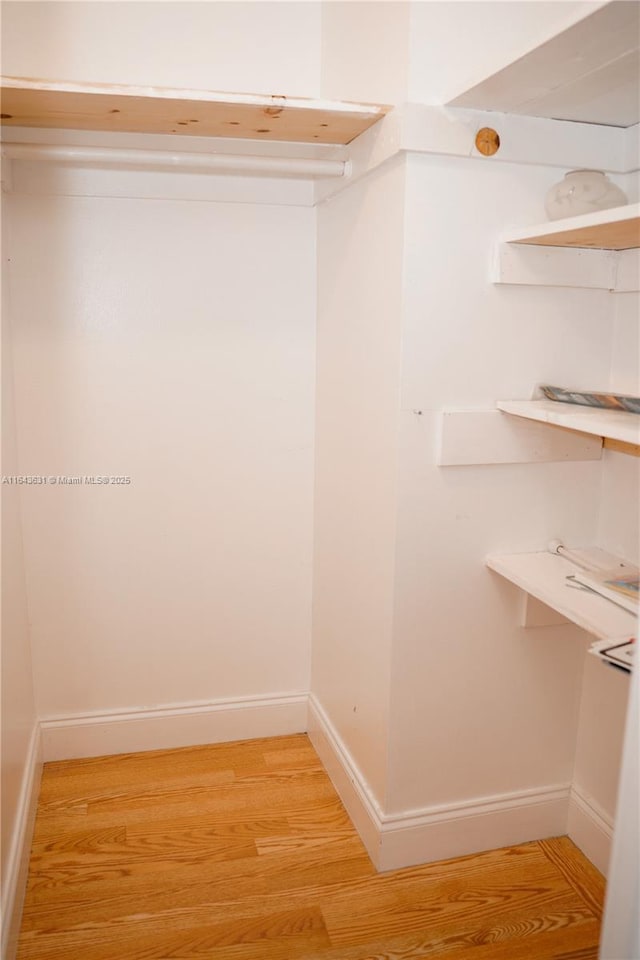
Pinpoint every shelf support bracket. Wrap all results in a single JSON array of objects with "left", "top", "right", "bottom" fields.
[
  {"left": 519, "top": 593, "right": 571, "bottom": 629},
  {"left": 493, "top": 243, "right": 640, "bottom": 293}
]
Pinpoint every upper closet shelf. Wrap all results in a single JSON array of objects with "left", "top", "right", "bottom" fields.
[
  {"left": 447, "top": 3, "right": 640, "bottom": 128},
  {"left": 0, "top": 77, "right": 389, "bottom": 145},
  {"left": 502, "top": 203, "right": 640, "bottom": 251},
  {"left": 497, "top": 400, "right": 640, "bottom": 447}
]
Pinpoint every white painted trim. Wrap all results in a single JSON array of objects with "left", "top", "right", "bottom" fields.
[
  {"left": 568, "top": 783, "right": 614, "bottom": 877},
  {"left": 1, "top": 724, "right": 42, "bottom": 960},
  {"left": 402, "top": 104, "right": 630, "bottom": 174},
  {"left": 318, "top": 102, "right": 633, "bottom": 205},
  {"left": 378, "top": 784, "right": 571, "bottom": 872},
  {"left": 40, "top": 693, "right": 308, "bottom": 762},
  {"left": 308, "top": 693, "right": 571, "bottom": 872}
]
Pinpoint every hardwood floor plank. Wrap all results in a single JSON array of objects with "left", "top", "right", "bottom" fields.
[
  {"left": 38, "top": 766, "right": 237, "bottom": 803},
  {"left": 33, "top": 770, "right": 338, "bottom": 836},
  {"left": 322, "top": 875, "right": 583, "bottom": 946},
  {"left": 29, "top": 824, "right": 127, "bottom": 856},
  {"left": 25, "top": 837, "right": 259, "bottom": 894},
  {"left": 18, "top": 906, "right": 332, "bottom": 960},
  {"left": 31, "top": 812, "right": 291, "bottom": 858},
  {"left": 255, "top": 829, "right": 356, "bottom": 856},
  {"left": 21, "top": 835, "right": 373, "bottom": 916},
  {"left": 317, "top": 839, "right": 556, "bottom": 936},
  {"left": 262, "top": 744, "right": 321, "bottom": 769},
  {"left": 17, "top": 735, "right": 605, "bottom": 960},
  {"left": 303, "top": 918, "right": 601, "bottom": 960},
  {"left": 538, "top": 837, "right": 605, "bottom": 918},
  {"left": 42, "top": 735, "right": 306, "bottom": 782}
]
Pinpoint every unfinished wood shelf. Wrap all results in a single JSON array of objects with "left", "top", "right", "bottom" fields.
[
  {"left": 0, "top": 77, "right": 389, "bottom": 145},
  {"left": 497, "top": 400, "right": 640, "bottom": 451},
  {"left": 487, "top": 551, "right": 637, "bottom": 643},
  {"left": 501, "top": 202, "right": 640, "bottom": 251}
]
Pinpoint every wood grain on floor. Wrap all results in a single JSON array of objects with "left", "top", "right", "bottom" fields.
[{"left": 17, "top": 734, "right": 605, "bottom": 960}]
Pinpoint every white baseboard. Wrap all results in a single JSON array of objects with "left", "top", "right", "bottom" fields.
[
  {"left": 309, "top": 693, "right": 571, "bottom": 872},
  {"left": 567, "top": 783, "right": 614, "bottom": 876},
  {"left": 40, "top": 693, "right": 308, "bottom": 762},
  {"left": 378, "top": 784, "right": 571, "bottom": 872},
  {"left": 307, "top": 694, "right": 383, "bottom": 864},
  {"left": 1, "top": 724, "right": 42, "bottom": 960}
]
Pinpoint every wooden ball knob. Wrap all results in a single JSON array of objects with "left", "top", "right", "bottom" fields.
[{"left": 475, "top": 127, "right": 500, "bottom": 156}]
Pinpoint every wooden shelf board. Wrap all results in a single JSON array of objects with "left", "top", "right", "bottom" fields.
[
  {"left": 497, "top": 399, "right": 640, "bottom": 447},
  {"left": 0, "top": 77, "right": 389, "bottom": 145},
  {"left": 487, "top": 551, "right": 637, "bottom": 642},
  {"left": 502, "top": 202, "right": 640, "bottom": 251}
]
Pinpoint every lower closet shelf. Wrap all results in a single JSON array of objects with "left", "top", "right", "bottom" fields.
[{"left": 486, "top": 551, "right": 637, "bottom": 642}]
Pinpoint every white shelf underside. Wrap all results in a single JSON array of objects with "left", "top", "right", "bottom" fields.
[
  {"left": 487, "top": 552, "right": 637, "bottom": 642},
  {"left": 497, "top": 400, "right": 640, "bottom": 446}
]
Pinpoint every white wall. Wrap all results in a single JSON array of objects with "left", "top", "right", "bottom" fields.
[
  {"left": 314, "top": 1, "right": 634, "bottom": 869},
  {"left": 386, "top": 153, "right": 613, "bottom": 815},
  {"left": 1, "top": 226, "right": 40, "bottom": 955},
  {"left": 6, "top": 192, "right": 316, "bottom": 721},
  {"left": 1, "top": 1, "right": 321, "bottom": 98},
  {"left": 311, "top": 142, "right": 633, "bottom": 870},
  {"left": 597, "top": 292, "right": 639, "bottom": 565},
  {"left": 2, "top": 0, "right": 635, "bottom": 883},
  {"left": 408, "top": 1, "right": 603, "bottom": 104},
  {"left": 312, "top": 159, "right": 406, "bottom": 805},
  {"left": 321, "top": 1, "right": 410, "bottom": 105},
  {"left": 570, "top": 289, "right": 639, "bottom": 870}
]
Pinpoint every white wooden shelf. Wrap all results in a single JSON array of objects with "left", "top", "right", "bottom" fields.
[
  {"left": 487, "top": 551, "right": 637, "bottom": 642},
  {"left": 0, "top": 77, "right": 389, "bottom": 145},
  {"left": 438, "top": 410, "right": 602, "bottom": 465},
  {"left": 497, "top": 400, "right": 640, "bottom": 448},
  {"left": 447, "top": 3, "right": 640, "bottom": 129},
  {"left": 501, "top": 202, "right": 640, "bottom": 251}
]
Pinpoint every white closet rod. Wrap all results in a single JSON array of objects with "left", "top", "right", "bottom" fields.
[{"left": 1, "top": 142, "right": 347, "bottom": 179}]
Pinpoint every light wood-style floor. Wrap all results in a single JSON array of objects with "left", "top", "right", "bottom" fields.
[{"left": 18, "top": 734, "right": 605, "bottom": 960}]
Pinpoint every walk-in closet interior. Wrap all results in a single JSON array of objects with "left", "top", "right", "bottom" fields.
[{"left": 2, "top": 3, "right": 638, "bottom": 957}]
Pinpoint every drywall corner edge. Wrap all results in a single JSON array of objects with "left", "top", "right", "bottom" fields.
[{"left": 307, "top": 694, "right": 384, "bottom": 866}]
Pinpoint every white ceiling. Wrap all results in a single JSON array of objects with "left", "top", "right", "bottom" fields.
[{"left": 448, "top": 1, "right": 640, "bottom": 128}]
